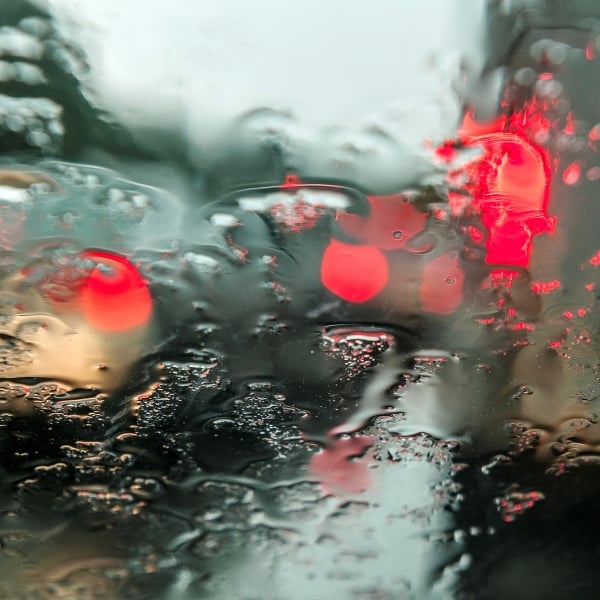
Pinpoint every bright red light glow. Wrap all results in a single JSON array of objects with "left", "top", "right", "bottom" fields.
[
  {"left": 589, "top": 250, "right": 600, "bottom": 265},
  {"left": 78, "top": 250, "right": 152, "bottom": 332},
  {"left": 447, "top": 107, "right": 555, "bottom": 268},
  {"left": 320, "top": 239, "right": 388, "bottom": 303}
]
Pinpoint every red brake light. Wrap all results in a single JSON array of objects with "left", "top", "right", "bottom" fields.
[
  {"left": 36, "top": 250, "right": 153, "bottom": 332},
  {"left": 440, "top": 107, "right": 555, "bottom": 269},
  {"left": 320, "top": 239, "right": 388, "bottom": 303},
  {"left": 78, "top": 250, "right": 152, "bottom": 332}
]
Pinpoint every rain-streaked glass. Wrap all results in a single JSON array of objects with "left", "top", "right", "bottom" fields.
[{"left": 0, "top": 1, "right": 600, "bottom": 598}]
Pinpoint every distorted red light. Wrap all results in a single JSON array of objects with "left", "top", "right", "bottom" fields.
[
  {"left": 447, "top": 106, "right": 555, "bottom": 268},
  {"left": 588, "top": 125, "right": 600, "bottom": 141},
  {"left": 509, "top": 321, "right": 534, "bottom": 331},
  {"left": 562, "top": 161, "right": 581, "bottom": 185},
  {"left": 320, "top": 239, "right": 388, "bottom": 303},
  {"left": 483, "top": 218, "right": 535, "bottom": 268},
  {"left": 531, "top": 279, "right": 561, "bottom": 294},
  {"left": 78, "top": 250, "right": 152, "bottom": 332},
  {"left": 448, "top": 191, "right": 471, "bottom": 217},
  {"left": 309, "top": 435, "right": 374, "bottom": 496},
  {"left": 563, "top": 112, "right": 576, "bottom": 135},
  {"left": 586, "top": 42, "right": 595, "bottom": 60},
  {"left": 477, "top": 317, "right": 496, "bottom": 326},
  {"left": 489, "top": 269, "right": 518, "bottom": 283},
  {"left": 468, "top": 225, "right": 484, "bottom": 243},
  {"left": 336, "top": 195, "right": 427, "bottom": 250},
  {"left": 458, "top": 112, "right": 506, "bottom": 138},
  {"left": 280, "top": 173, "right": 302, "bottom": 188},
  {"left": 434, "top": 140, "right": 458, "bottom": 162},
  {"left": 589, "top": 250, "right": 600, "bottom": 265},
  {"left": 419, "top": 252, "right": 465, "bottom": 314}
]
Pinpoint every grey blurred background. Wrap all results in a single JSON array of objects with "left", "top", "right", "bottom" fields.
[{"left": 45, "top": 0, "right": 486, "bottom": 172}]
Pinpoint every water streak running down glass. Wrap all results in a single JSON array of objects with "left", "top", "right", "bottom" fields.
[{"left": 1, "top": 1, "right": 600, "bottom": 598}]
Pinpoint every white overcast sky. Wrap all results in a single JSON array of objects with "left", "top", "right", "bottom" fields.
[{"left": 45, "top": 0, "right": 486, "bottom": 151}]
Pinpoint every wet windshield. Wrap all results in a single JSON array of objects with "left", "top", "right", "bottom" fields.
[{"left": 1, "top": 1, "right": 600, "bottom": 598}]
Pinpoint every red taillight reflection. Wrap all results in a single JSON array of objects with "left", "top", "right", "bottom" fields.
[
  {"left": 78, "top": 250, "right": 152, "bottom": 332},
  {"left": 448, "top": 108, "right": 555, "bottom": 269},
  {"left": 40, "top": 250, "right": 152, "bottom": 332},
  {"left": 320, "top": 239, "right": 388, "bottom": 303},
  {"left": 315, "top": 96, "right": 557, "bottom": 314}
]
